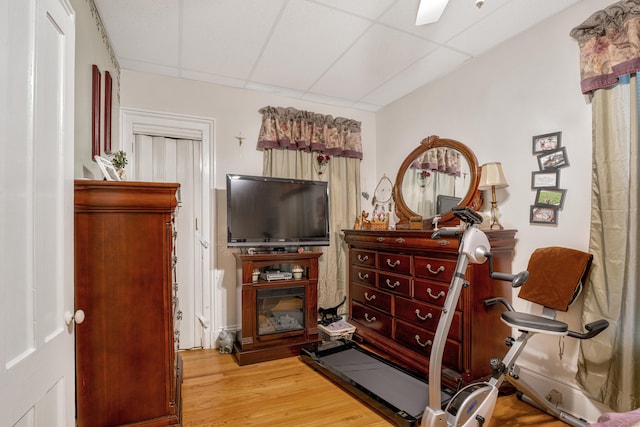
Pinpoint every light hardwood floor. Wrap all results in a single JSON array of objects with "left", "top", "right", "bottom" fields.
[{"left": 179, "top": 349, "right": 568, "bottom": 426}]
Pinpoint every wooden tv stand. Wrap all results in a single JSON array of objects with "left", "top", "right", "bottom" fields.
[{"left": 233, "top": 252, "right": 322, "bottom": 365}]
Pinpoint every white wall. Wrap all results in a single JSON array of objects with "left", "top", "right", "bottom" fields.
[
  {"left": 376, "top": 0, "right": 612, "bottom": 420},
  {"left": 119, "top": 71, "right": 377, "bottom": 335},
  {"left": 71, "top": 0, "right": 120, "bottom": 179}
]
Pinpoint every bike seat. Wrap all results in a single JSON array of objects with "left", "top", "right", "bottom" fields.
[{"left": 501, "top": 311, "right": 568, "bottom": 335}]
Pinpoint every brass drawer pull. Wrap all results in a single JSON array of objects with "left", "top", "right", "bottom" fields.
[
  {"left": 377, "top": 237, "right": 385, "bottom": 242},
  {"left": 385, "top": 279, "right": 400, "bottom": 289},
  {"left": 364, "top": 313, "right": 376, "bottom": 323},
  {"left": 364, "top": 292, "right": 376, "bottom": 301},
  {"left": 358, "top": 272, "right": 370, "bottom": 280},
  {"left": 386, "top": 259, "right": 401, "bottom": 268},
  {"left": 426, "top": 264, "right": 445, "bottom": 275},
  {"left": 415, "top": 309, "right": 432, "bottom": 321},
  {"left": 396, "top": 238, "right": 405, "bottom": 243},
  {"left": 427, "top": 288, "right": 445, "bottom": 300},
  {"left": 415, "top": 335, "right": 433, "bottom": 348},
  {"left": 357, "top": 254, "right": 369, "bottom": 262}
]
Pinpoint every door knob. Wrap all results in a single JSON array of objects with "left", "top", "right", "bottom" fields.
[{"left": 64, "top": 310, "right": 86, "bottom": 325}]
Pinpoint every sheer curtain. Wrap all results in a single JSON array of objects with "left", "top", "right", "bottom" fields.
[
  {"left": 571, "top": 1, "right": 640, "bottom": 411},
  {"left": 258, "top": 106, "right": 362, "bottom": 310},
  {"left": 263, "top": 149, "right": 360, "bottom": 310}
]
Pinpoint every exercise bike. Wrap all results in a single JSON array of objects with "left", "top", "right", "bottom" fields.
[
  {"left": 421, "top": 206, "right": 609, "bottom": 427},
  {"left": 420, "top": 206, "right": 528, "bottom": 427}
]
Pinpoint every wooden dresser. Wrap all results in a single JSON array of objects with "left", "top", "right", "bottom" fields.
[
  {"left": 343, "top": 228, "right": 516, "bottom": 386},
  {"left": 74, "top": 181, "right": 182, "bottom": 426}
]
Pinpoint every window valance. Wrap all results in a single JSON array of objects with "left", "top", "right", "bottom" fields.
[
  {"left": 570, "top": 0, "right": 640, "bottom": 94},
  {"left": 257, "top": 106, "right": 363, "bottom": 159},
  {"left": 409, "top": 148, "right": 461, "bottom": 177}
]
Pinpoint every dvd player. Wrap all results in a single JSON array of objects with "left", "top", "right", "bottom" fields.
[{"left": 260, "top": 271, "right": 293, "bottom": 281}]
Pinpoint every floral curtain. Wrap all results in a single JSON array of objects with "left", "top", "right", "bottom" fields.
[
  {"left": 410, "top": 148, "right": 461, "bottom": 177},
  {"left": 570, "top": 0, "right": 640, "bottom": 94},
  {"left": 257, "top": 106, "right": 363, "bottom": 159}
]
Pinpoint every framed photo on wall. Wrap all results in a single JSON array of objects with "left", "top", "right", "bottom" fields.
[
  {"left": 534, "top": 188, "right": 566, "bottom": 208},
  {"left": 532, "top": 131, "right": 561, "bottom": 154},
  {"left": 537, "top": 147, "right": 569, "bottom": 170},
  {"left": 531, "top": 170, "right": 559, "bottom": 189},
  {"left": 530, "top": 205, "right": 558, "bottom": 225}
]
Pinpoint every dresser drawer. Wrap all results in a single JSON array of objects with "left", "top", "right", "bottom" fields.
[
  {"left": 414, "top": 256, "right": 456, "bottom": 283},
  {"left": 352, "top": 283, "right": 392, "bottom": 313},
  {"left": 378, "top": 252, "right": 412, "bottom": 275},
  {"left": 378, "top": 272, "right": 411, "bottom": 297},
  {"left": 413, "top": 278, "right": 462, "bottom": 310},
  {"left": 395, "top": 296, "right": 462, "bottom": 341},
  {"left": 395, "top": 318, "right": 462, "bottom": 371},
  {"left": 352, "top": 249, "right": 376, "bottom": 267},
  {"left": 352, "top": 265, "right": 376, "bottom": 287},
  {"left": 352, "top": 302, "right": 393, "bottom": 338}
]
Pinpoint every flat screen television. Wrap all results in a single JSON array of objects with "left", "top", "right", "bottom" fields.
[{"left": 226, "top": 174, "right": 330, "bottom": 248}]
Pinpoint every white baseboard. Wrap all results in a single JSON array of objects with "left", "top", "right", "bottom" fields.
[{"left": 516, "top": 364, "right": 610, "bottom": 423}]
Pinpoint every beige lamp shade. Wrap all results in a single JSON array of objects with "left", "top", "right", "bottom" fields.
[{"left": 478, "top": 162, "right": 508, "bottom": 190}]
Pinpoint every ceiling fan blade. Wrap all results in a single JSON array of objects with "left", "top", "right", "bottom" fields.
[{"left": 416, "top": 0, "right": 449, "bottom": 25}]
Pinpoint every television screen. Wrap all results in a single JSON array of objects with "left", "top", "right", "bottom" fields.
[{"left": 226, "top": 174, "right": 330, "bottom": 248}]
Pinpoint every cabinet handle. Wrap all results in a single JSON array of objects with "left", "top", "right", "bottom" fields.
[
  {"left": 426, "top": 264, "right": 445, "bottom": 275},
  {"left": 415, "top": 335, "right": 433, "bottom": 348},
  {"left": 364, "top": 292, "right": 376, "bottom": 301},
  {"left": 357, "top": 254, "right": 369, "bottom": 262},
  {"left": 377, "top": 237, "right": 385, "bottom": 242},
  {"left": 358, "top": 272, "right": 369, "bottom": 280},
  {"left": 415, "top": 309, "right": 432, "bottom": 321},
  {"left": 386, "top": 259, "right": 401, "bottom": 268},
  {"left": 427, "top": 288, "right": 445, "bottom": 300},
  {"left": 364, "top": 313, "right": 377, "bottom": 323},
  {"left": 385, "top": 279, "right": 400, "bottom": 289},
  {"left": 395, "top": 238, "right": 405, "bottom": 243}
]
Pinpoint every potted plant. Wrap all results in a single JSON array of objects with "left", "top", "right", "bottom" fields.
[{"left": 110, "top": 150, "right": 128, "bottom": 180}]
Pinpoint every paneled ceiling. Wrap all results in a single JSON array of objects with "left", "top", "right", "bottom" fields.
[{"left": 94, "top": 0, "right": 581, "bottom": 112}]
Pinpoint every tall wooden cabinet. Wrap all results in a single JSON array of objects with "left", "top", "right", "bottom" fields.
[
  {"left": 343, "top": 229, "right": 516, "bottom": 386},
  {"left": 74, "top": 181, "right": 182, "bottom": 427}
]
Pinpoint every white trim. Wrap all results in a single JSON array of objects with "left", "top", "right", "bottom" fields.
[
  {"left": 516, "top": 364, "right": 610, "bottom": 423},
  {"left": 120, "top": 108, "right": 216, "bottom": 348}
]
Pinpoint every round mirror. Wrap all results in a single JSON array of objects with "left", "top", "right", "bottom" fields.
[{"left": 393, "top": 135, "right": 483, "bottom": 229}]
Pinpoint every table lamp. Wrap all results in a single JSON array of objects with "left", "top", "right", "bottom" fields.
[{"left": 478, "top": 162, "right": 509, "bottom": 230}]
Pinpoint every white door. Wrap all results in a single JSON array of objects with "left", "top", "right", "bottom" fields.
[
  {"left": 134, "top": 135, "right": 207, "bottom": 350},
  {"left": 0, "top": 0, "right": 76, "bottom": 425}
]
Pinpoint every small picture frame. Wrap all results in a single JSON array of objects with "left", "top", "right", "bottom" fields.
[
  {"left": 94, "top": 155, "right": 121, "bottom": 181},
  {"left": 530, "top": 205, "right": 558, "bottom": 225},
  {"left": 532, "top": 131, "right": 561, "bottom": 154},
  {"left": 534, "top": 188, "right": 566, "bottom": 208},
  {"left": 537, "top": 147, "right": 569, "bottom": 170},
  {"left": 531, "top": 170, "right": 559, "bottom": 189}
]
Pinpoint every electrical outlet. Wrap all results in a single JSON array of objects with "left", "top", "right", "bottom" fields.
[{"left": 546, "top": 389, "right": 563, "bottom": 406}]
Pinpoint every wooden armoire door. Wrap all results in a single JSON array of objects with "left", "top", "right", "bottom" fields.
[{"left": 74, "top": 180, "right": 182, "bottom": 426}]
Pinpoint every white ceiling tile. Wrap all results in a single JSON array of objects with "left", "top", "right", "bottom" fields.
[
  {"left": 361, "top": 47, "right": 470, "bottom": 106},
  {"left": 181, "top": 0, "right": 285, "bottom": 79},
  {"left": 312, "top": 0, "right": 396, "bottom": 20},
  {"left": 95, "top": 0, "right": 180, "bottom": 67},
  {"left": 311, "top": 24, "right": 436, "bottom": 100},
  {"left": 447, "top": 0, "right": 581, "bottom": 55},
  {"left": 250, "top": 0, "right": 372, "bottom": 91}
]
